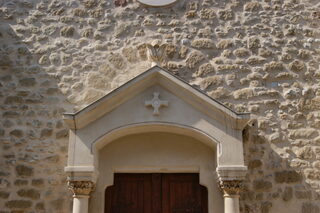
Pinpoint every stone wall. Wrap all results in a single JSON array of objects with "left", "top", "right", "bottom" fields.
[{"left": 0, "top": 0, "right": 319, "bottom": 212}]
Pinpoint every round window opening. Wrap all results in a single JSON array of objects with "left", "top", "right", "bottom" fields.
[{"left": 137, "top": 0, "right": 178, "bottom": 7}]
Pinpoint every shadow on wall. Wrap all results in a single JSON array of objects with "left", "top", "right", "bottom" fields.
[
  {"left": 0, "top": 13, "right": 72, "bottom": 213},
  {"left": 241, "top": 123, "right": 320, "bottom": 213}
]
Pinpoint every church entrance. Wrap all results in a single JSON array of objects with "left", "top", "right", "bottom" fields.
[
  {"left": 64, "top": 66, "right": 249, "bottom": 213},
  {"left": 105, "top": 173, "right": 208, "bottom": 213}
]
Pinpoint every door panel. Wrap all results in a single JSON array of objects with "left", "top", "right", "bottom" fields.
[
  {"left": 162, "top": 174, "right": 208, "bottom": 213},
  {"left": 105, "top": 173, "right": 208, "bottom": 213},
  {"left": 105, "top": 174, "right": 152, "bottom": 213}
]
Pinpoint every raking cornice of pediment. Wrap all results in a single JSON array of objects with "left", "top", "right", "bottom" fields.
[{"left": 63, "top": 66, "right": 250, "bottom": 130}]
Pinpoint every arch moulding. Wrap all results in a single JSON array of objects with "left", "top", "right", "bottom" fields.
[{"left": 63, "top": 66, "right": 250, "bottom": 213}]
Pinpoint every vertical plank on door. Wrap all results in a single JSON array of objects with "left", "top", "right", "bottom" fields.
[
  {"left": 152, "top": 173, "right": 162, "bottom": 213},
  {"left": 105, "top": 174, "right": 152, "bottom": 213},
  {"left": 162, "top": 174, "right": 208, "bottom": 213}
]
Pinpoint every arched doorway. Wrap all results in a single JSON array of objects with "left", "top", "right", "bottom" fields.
[
  {"left": 91, "top": 132, "right": 221, "bottom": 213},
  {"left": 64, "top": 66, "right": 250, "bottom": 213}
]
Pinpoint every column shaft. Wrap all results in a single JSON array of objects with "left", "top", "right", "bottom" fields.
[
  {"left": 224, "top": 195, "right": 240, "bottom": 213},
  {"left": 73, "top": 195, "right": 89, "bottom": 213}
]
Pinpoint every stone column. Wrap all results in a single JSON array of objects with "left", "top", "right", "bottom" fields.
[
  {"left": 219, "top": 180, "right": 243, "bottom": 213},
  {"left": 68, "top": 180, "right": 95, "bottom": 213}
]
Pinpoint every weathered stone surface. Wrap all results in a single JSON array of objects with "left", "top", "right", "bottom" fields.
[
  {"left": 200, "top": 76, "right": 222, "bottom": 90},
  {"left": 56, "top": 129, "right": 68, "bottom": 139},
  {"left": 247, "top": 56, "right": 266, "bottom": 65},
  {"left": 50, "top": 198, "right": 64, "bottom": 210},
  {"left": 114, "top": 23, "right": 130, "bottom": 38},
  {"left": 244, "top": 2, "right": 262, "bottom": 12},
  {"left": 14, "top": 180, "right": 28, "bottom": 186},
  {"left": 40, "top": 129, "right": 53, "bottom": 138},
  {"left": 0, "top": 54, "right": 12, "bottom": 66},
  {"left": 248, "top": 37, "right": 261, "bottom": 49},
  {"left": 261, "top": 201, "right": 272, "bottom": 213},
  {"left": 4, "top": 96, "right": 23, "bottom": 104},
  {"left": 17, "top": 189, "right": 40, "bottom": 200},
  {"left": 81, "top": 89, "right": 105, "bottom": 104},
  {"left": 294, "top": 147, "right": 315, "bottom": 160},
  {"left": 234, "top": 48, "right": 250, "bottom": 58},
  {"left": 217, "top": 39, "right": 233, "bottom": 49},
  {"left": 253, "top": 180, "right": 272, "bottom": 191},
  {"left": 10, "top": 129, "right": 23, "bottom": 138},
  {"left": 289, "top": 60, "right": 305, "bottom": 72},
  {"left": 19, "top": 78, "right": 36, "bottom": 87},
  {"left": 60, "top": 26, "right": 75, "bottom": 37},
  {"left": 209, "top": 87, "right": 230, "bottom": 99},
  {"left": 289, "top": 129, "right": 318, "bottom": 139},
  {"left": 35, "top": 202, "right": 45, "bottom": 210},
  {"left": 233, "top": 88, "right": 254, "bottom": 99},
  {"left": 39, "top": 55, "right": 50, "bottom": 65},
  {"left": 274, "top": 171, "right": 301, "bottom": 183},
  {"left": 45, "top": 155, "right": 60, "bottom": 163},
  {"left": 218, "top": 9, "right": 233, "bottom": 20},
  {"left": 282, "top": 187, "right": 293, "bottom": 201},
  {"left": 5, "top": 200, "right": 32, "bottom": 209},
  {"left": 16, "top": 165, "right": 33, "bottom": 177},
  {"left": 269, "top": 132, "right": 281, "bottom": 143},
  {"left": 186, "top": 51, "right": 205, "bottom": 68},
  {"left": 108, "top": 53, "right": 126, "bottom": 69},
  {"left": 290, "top": 159, "right": 310, "bottom": 168},
  {"left": 301, "top": 203, "right": 319, "bottom": 213},
  {"left": 1, "top": 0, "right": 320, "bottom": 212},
  {"left": 195, "top": 63, "right": 215, "bottom": 77},
  {"left": 122, "top": 47, "right": 138, "bottom": 63},
  {"left": 0, "top": 191, "right": 9, "bottom": 199},
  {"left": 304, "top": 169, "right": 320, "bottom": 180},
  {"left": 191, "top": 39, "right": 215, "bottom": 49},
  {"left": 295, "top": 190, "right": 312, "bottom": 199},
  {"left": 248, "top": 159, "right": 262, "bottom": 169},
  {"left": 32, "top": 179, "right": 44, "bottom": 187},
  {"left": 199, "top": 8, "right": 216, "bottom": 19},
  {"left": 264, "top": 61, "right": 283, "bottom": 72}
]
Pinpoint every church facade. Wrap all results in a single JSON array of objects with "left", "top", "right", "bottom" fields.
[{"left": 0, "top": 0, "right": 319, "bottom": 212}]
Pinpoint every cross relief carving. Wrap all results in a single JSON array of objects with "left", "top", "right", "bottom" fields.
[{"left": 145, "top": 92, "right": 169, "bottom": 116}]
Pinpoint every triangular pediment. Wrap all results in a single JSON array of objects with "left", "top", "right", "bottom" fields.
[{"left": 63, "top": 66, "right": 249, "bottom": 130}]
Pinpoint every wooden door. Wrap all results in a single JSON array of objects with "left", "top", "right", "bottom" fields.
[{"left": 105, "top": 173, "right": 208, "bottom": 213}]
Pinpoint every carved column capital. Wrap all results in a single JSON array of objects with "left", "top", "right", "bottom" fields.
[
  {"left": 68, "top": 180, "right": 95, "bottom": 196},
  {"left": 219, "top": 180, "right": 243, "bottom": 197}
]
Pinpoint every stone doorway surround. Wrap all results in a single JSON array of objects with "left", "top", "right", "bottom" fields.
[{"left": 63, "top": 66, "right": 250, "bottom": 213}]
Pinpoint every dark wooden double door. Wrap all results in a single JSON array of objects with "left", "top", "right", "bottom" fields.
[{"left": 105, "top": 173, "right": 208, "bottom": 213}]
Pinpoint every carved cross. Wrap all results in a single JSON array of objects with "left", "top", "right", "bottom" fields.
[{"left": 145, "top": 92, "right": 168, "bottom": 116}]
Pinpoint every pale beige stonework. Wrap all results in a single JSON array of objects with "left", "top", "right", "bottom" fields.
[{"left": 0, "top": 0, "right": 320, "bottom": 212}]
